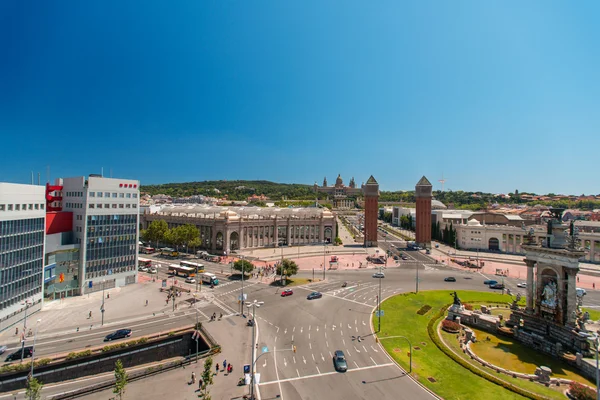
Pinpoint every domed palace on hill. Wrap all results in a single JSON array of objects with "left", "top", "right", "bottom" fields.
[{"left": 313, "top": 174, "right": 363, "bottom": 209}]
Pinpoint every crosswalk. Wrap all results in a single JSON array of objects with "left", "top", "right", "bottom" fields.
[{"left": 295, "top": 279, "right": 403, "bottom": 306}]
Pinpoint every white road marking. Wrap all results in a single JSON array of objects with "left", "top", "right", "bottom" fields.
[
  {"left": 348, "top": 324, "right": 351, "bottom": 329},
  {"left": 326, "top": 341, "right": 329, "bottom": 348},
  {"left": 309, "top": 333, "right": 311, "bottom": 340},
  {"left": 275, "top": 336, "right": 278, "bottom": 342},
  {"left": 297, "top": 369, "right": 300, "bottom": 377},
  {"left": 293, "top": 356, "right": 296, "bottom": 364},
  {"left": 309, "top": 342, "right": 312, "bottom": 350},
  {"left": 363, "top": 345, "right": 368, "bottom": 352},
  {"left": 284, "top": 328, "right": 287, "bottom": 334},
  {"left": 302, "top": 356, "right": 306, "bottom": 364},
  {"left": 283, "top": 358, "right": 287, "bottom": 367},
  {"left": 321, "top": 353, "right": 325, "bottom": 361},
  {"left": 370, "top": 357, "right": 377, "bottom": 365},
  {"left": 292, "top": 335, "right": 294, "bottom": 341},
  {"left": 316, "top": 326, "right": 319, "bottom": 332},
  {"left": 354, "top": 361, "right": 359, "bottom": 368},
  {"left": 329, "top": 351, "right": 333, "bottom": 358},
  {"left": 276, "top": 327, "right": 280, "bottom": 333},
  {"left": 356, "top": 326, "right": 358, "bottom": 332},
  {"left": 293, "top": 327, "right": 296, "bottom": 332},
  {"left": 300, "top": 327, "right": 303, "bottom": 333},
  {"left": 324, "top": 331, "right": 327, "bottom": 338},
  {"left": 370, "top": 345, "right": 378, "bottom": 353},
  {"left": 309, "top": 325, "right": 311, "bottom": 331},
  {"left": 342, "top": 338, "right": 346, "bottom": 345},
  {"left": 312, "top": 353, "right": 315, "bottom": 361},
  {"left": 332, "top": 325, "right": 336, "bottom": 331},
  {"left": 354, "top": 346, "right": 361, "bottom": 353},
  {"left": 263, "top": 359, "right": 267, "bottom": 367},
  {"left": 355, "top": 319, "right": 357, "bottom": 325},
  {"left": 346, "top": 348, "right": 351, "bottom": 356},
  {"left": 316, "top": 366, "right": 321, "bottom": 374}
]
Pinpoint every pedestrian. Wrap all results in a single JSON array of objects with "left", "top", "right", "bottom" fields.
[
  {"left": 145, "top": 299, "right": 148, "bottom": 306},
  {"left": 223, "top": 359, "right": 227, "bottom": 370},
  {"left": 228, "top": 364, "right": 232, "bottom": 374},
  {"left": 191, "top": 371, "right": 196, "bottom": 384},
  {"left": 198, "top": 378, "right": 203, "bottom": 390},
  {"left": 215, "top": 363, "right": 219, "bottom": 375},
  {"left": 89, "top": 311, "right": 92, "bottom": 319},
  {"left": 15, "top": 327, "right": 18, "bottom": 335},
  {"left": 594, "top": 283, "right": 596, "bottom": 289}
]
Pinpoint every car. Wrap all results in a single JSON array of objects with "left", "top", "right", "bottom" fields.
[
  {"left": 517, "top": 282, "right": 527, "bottom": 288},
  {"left": 333, "top": 350, "right": 348, "bottom": 372},
  {"left": 149, "top": 267, "right": 158, "bottom": 274},
  {"left": 401, "top": 255, "right": 408, "bottom": 260},
  {"left": 483, "top": 280, "right": 498, "bottom": 285},
  {"left": 185, "top": 277, "right": 196, "bottom": 284},
  {"left": 104, "top": 329, "right": 132, "bottom": 342},
  {"left": 138, "top": 267, "right": 148, "bottom": 272},
  {"left": 372, "top": 272, "right": 385, "bottom": 278},
  {"left": 307, "top": 292, "right": 322, "bottom": 300},
  {"left": 490, "top": 283, "right": 505, "bottom": 290},
  {"left": 444, "top": 277, "right": 456, "bottom": 282},
  {"left": 577, "top": 288, "right": 587, "bottom": 297},
  {"left": 0, "top": 345, "right": 7, "bottom": 355},
  {"left": 281, "top": 289, "right": 294, "bottom": 297},
  {"left": 5, "top": 346, "right": 33, "bottom": 361},
  {"left": 393, "top": 255, "right": 399, "bottom": 260}
]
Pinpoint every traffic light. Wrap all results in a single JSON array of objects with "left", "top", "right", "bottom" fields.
[{"left": 59, "top": 273, "right": 65, "bottom": 283}]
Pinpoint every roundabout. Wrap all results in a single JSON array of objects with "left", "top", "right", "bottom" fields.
[{"left": 375, "top": 290, "right": 597, "bottom": 400}]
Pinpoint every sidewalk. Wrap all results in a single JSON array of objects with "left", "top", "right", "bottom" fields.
[{"left": 82, "top": 315, "right": 252, "bottom": 400}]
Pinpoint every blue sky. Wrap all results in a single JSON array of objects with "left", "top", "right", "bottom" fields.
[{"left": 1, "top": 1, "right": 599, "bottom": 195}]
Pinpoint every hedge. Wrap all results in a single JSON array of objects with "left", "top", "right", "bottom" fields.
[
  {"left": 427, "top": 304, "right": 546, "bottom": 400},
  {"left": 417, "top": 305, "right": 432, "bottom": 315},
  {"left": 65, "top": 349, "right": 92, "bottom": 360},
  {"left": 0, "top": 358, "right": 53, "bottom": 374},
  {"left": 569, "top": 382, "right": 596, "bottom": 400},
  {"left": 101, "top": 337, "right": 148, "bottom": 353}
]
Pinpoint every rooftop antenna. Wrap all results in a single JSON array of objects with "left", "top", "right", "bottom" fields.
[
  {"left": 101, "top": 167, "right": 104, "bottom": 177},
  {"left": 438, "top": 173, "right": 447, "bottom": 192}
]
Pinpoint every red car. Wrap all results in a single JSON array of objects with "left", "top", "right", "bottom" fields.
[{"left": 281, "top": 289, "right": 294, "bottom": 297}]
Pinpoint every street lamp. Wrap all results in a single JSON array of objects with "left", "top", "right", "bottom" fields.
[
  {"left": 193, "top": 293, "right": 199, "bottom": 363},
  {"left": 20, "top": 299, "right": 32, "bottom": 362},
  {"left": 377, "top": 264, "right": 383, "bottom": 332},
  {"left": 30, "top": 319, "right": 42, "bottom": 378},
  {"left": 101, "top": 280, "right": 106, "bottom": 326},
  {"left": 246, "top": 300, "right": 264, "bottom": 400},
  {"left": 240, "top": 255, "right": 245, "bottom": 315},
  {"left": 323, "top": 242, "right": 328, "bottom": 280}
]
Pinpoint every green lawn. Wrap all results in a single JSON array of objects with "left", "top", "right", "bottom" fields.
[
  {"left": 469, "top": 327, "right": 594, "bottom": 387},
  {"left": 582, "top": 307, "right": 600, "bottom": 321},
  {"left": 374, "top": 290, "right": 574, "bottom": 400}
]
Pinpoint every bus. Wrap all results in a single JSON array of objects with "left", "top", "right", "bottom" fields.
[
  {"left": 168, "top": 264, "right": 195, "bottom": 278},
  {"left": 160, "top": 248, "right": 179, "bottom": 258},
  {"left": 138, "top": 258, "right": 152, "bottom": 269},
  {"left": 140, "top": 246, "right": 156, "bottom": 254},
  {"left": 180, "top": 261, "right": 205, "bottom": 273}
]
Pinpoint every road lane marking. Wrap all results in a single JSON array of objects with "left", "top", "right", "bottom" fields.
[
  {"left": 354, "top": 361, "right": 359, "bottom": 368},
  {"left": 332, "top": 325, "right": 335, "bottom": 331},
  {"left": 370, "top": 357, "right": 377, "bottom": 365},
  {"left": 309, "top": 342, "right": 312, "bottom": 349},
  {"left": 263, "top": 359, "right": 267, "bottom": 367},
  {"left": 259, "top": 363, "right": 394, "bottom": 386},
  {"left": 284, "top": 328, "right": 287, "bottom": 334},
  {"left": 312, "top": 353, "right": 315, "bottom": 361},
  {"left": 292, "top": 335, "right": 294, "bottom": 341},
  {"left": 342, "top": 338, "right": 346, "bottom": 345},
  {"left": 309, "top": 333, "right": 311, "bottom": 340},
  {"left": 283, "top": 358, "right": 287, "bottom": 367},
  {"left": 300, "top": 327, "right": 303, "bottom": 333},
  {"left": 293, "top": 356, "right": 296, "bottom": 364},
  {"left": 363, "top": 345, "right": 368, "bottom": 352},
  {"left": 321, "top": 353, "right": 325, "bottom": 361},
  {"left": 316, "top": 366, "right": 321, "bottom": 374},
  {"left": 316, "top": 326, "right": 319, "bottom": 332},
  {"left": 326, "top": 341, "right": 329, "bottom": 348},
  {"left": 329, "top": 351, "right": 333, "bottom": 358},
  {"left": 346, "top": 348, "right": 351, "bottom": 356},
  {"left": 275, "top": 336, "right": 278, "bottom": 342},
  {"left": 276, "top": 327, "right": 279, "bottom": 333},
  {"left": 309, "top": 325, "right": 311, "bottom": 331},
  {"left": 347, "top": 324, "right": 351, "bottom": 329},
  {"left": 355, "top": 319, "right": 357, "bottom": 325},
  {"left": 293, "top": 327, "right": 296, "bottom": 332},
  {"left": 273, "top": 346, "right": 285, "bottom": 400},
  {"left": 302, "top": 356, "right": 306, "bottom": 364},
  {"left": 297, "top": 369, "right": 300, "bottom": 377},
  {"left": 356, "top": 327, "right": 358, "bottom": 332},
  {"left": 354, "top": 346, "right": 360, "bottom": 353}
]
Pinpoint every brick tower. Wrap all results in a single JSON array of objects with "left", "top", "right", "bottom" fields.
[
  {"left": 363, "top": 175, "right": 379, "bottom": 247},
  {"left": 415, "top": 176, "right": 432, "bottom": 249}
]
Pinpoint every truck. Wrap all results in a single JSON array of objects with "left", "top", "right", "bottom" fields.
[{"left": 201, "top": 273, "right": 219, "bottom": 286}]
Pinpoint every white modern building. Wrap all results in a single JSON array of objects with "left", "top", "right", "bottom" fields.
[
  {"left": 0, "top": 183, "right": 46, "bottom": 330},
  {"left": 61, "top": 175, "right": 140, "bottom": 294}
]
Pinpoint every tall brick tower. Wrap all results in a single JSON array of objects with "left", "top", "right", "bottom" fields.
[
  {"left": 363, "top": 175, "right": 379, "bottom": 247},
  {"left": 415, "top": 176, "right": 432, "bottom": 249}
]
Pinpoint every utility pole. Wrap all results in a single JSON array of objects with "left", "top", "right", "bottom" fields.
[
  {"left": 30, "top": 319, "right": 42, "bottom": 378},
  {"left": 240, "top": 255, "right": 245, "bottom": 315},
  {"left": 246, "top": 300, "right": 264, "bottom": 400},
  {"left": 378, "top": 265, "right": 382, "bottom": 332},
  {"left": 101, "top": 281, "right": 106, "bottom": 326}
]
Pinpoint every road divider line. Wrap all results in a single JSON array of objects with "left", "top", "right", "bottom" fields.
[
  {"left": 259, "top": 363, "right": 394, "bottom": 386},
  {"left": 370, "top": 357, "right": 377, "bottom": 365}
]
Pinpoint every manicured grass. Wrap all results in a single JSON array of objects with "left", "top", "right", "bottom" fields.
[
  {"left": 442, "top": 330, "right": 568, "bottom": 400},
  {"left": 376, "top": 290, "right": 527, "bottom": 400},
  {"left": 469, "top": 327, "right": 594, "bottom": 387}
]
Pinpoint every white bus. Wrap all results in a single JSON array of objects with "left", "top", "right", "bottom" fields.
[
  {"left": 180, "top": 261, "right": 205, "bottom": 273},
  {"left": 138, "top": 257, "right": 152, "bottom": 269},
  {"left": 168, "top": 264, "right": 195, "bottom": 278}
]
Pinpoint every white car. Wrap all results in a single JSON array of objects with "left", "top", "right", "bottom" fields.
[
  {"left": 185, "top": 278, "right": 196, "bottom": 284},
  {"left": 138, "top": 267, "right": 148, "bottom": 272},
  {"left": 372, "top": 272, "right": 385, "bottom": 278},
  {"left": 149, "top": 267, "right": 157, "bottom": 274},
  {"left": 517, "top": 282, "right": 527, "bottom": 288}
]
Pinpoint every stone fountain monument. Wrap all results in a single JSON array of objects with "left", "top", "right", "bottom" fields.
[{"left": 507, "top": 208, "right": 592, "bottom": 357}]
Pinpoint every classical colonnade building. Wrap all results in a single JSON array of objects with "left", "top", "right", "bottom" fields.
[{"left": 142, "top": 205, "right": 336, "bottom": 254}]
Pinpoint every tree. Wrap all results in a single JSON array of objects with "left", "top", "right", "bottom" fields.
[
  {"left": 188, "top": 237, "right": 202, "bottom": 254},
  {"left": 334, "top": 237, "right": 342, "bottom": 246},
  {"left": 233, "top": 259, "right": 254, "bottom": 275},
  {"left": 200, "top": 356, "right": 214, "bottom": 399},
  {"left": 113, "top": 359, "right": 128, "bottom": 400},
  {"left": 276, "top": 259, "right": 299, "bottom": 283},
  {"left": 25, "top": 377, "right": 43, "bottom": 400},
  {"left": 144, "top": 220, "right": 168, "bottom": 248}
]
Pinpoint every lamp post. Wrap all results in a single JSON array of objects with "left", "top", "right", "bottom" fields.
[
  {"left": 246, "top": 300, "right": 264, "bottom": 400},
  {"left": 30, "top": 319, "right": 42, "bottom": 378},
  {"left": 20, "top": 299, "right": 32, "bottom": 362},
  {"left": 193, "top": 293, "right": 199, "bottom": 363},
  {"left": 101, "top": 280, "right": 106, "bottom": 326},
  {"left": 280, "top": 246, "right": 284, "bottom": 285},
  {"left": 323, "top": 242, "right": 327, "bottom": 280},
  {"left": 378, "top": 264, "right": 383, "bottom": 332},
  {"left": 240, "top": 255, "right": 245, "bottom": 315}
]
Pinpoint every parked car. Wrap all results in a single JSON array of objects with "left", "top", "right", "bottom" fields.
[
  {"left": 0, "top": 344, "right": 8, "bottom": 355},
  {"left": 185, "top": 277, "right": 196, "bottom": 284},
  {"left": 281, "top": 289, "right": 294, "bottom": 297},
  {"left": 104, "top": 329, "right": 132, "bottom": 342},
  {"left": 483, "top": 280, "right": 498, "bottom": 285},
  {"left": 444, "top": 277, "right": 456, "bottom": 282},
  {"left": 149, "top": 267, "right": 157, "bottom": 274},
  {"left": 372, "top": 272, "right": 385, "bottom": 278},
  {"left": 517, "top": 282, "right": 527, "bottom": 288},
  {"left": 393, "top": 255, "right": 399, "bottom": 260},
  {"left": 333, "top": 350, "right": 348, "bottom": 372},
  {"left": 401, "top": 255, "right": 408, "bottom": 260},
  {"left": 490, "top": 283, "right": 505, "bottom": 290},
  {"left": 307, "top": 292, "right": 322, "bottom": 300},
  {"left": 5, "top": 346, "right": 33, "bottom": 361}
]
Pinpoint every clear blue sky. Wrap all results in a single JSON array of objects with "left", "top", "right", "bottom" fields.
[{"left": 1, "top": 1, "right": 598, "bottom": 195}]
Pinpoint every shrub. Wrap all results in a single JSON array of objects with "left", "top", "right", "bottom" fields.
[
  {"left": 463, "top": 303, "right": 474, "bottom": 311},
  {"left": 416, "top": 305, "right": 432, "bottom": 315},
  {"left": 441, "top": 319, "right": 461, "bottom": 332},
  {"left": 65, "top": 350, "right": 92, "bottom": 360},
  {"left": 569, "top": 382, "right": 597, "bottom": 400}
]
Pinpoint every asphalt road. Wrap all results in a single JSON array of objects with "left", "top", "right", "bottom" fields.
[{"left": 4, "top": 250, "right": 600, "bottom": 400}]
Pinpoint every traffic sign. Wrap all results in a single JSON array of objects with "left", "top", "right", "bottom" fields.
[
  {"left": 238, "top": 294, "right": 247, "bottom": 301},
  {"left": 375, "top": 310, "right": 385, "bottom": 317},
  {"left": 261, "top": 346, "right": 268, "bottom": 353},
  {"left": 88, "top": 281, "right": 93, "bottom": 288},
  {"left": 243, "top": 364, "right": 250, "bottom": 374}
]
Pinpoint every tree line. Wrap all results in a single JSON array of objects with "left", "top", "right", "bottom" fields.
[{"left": 141, "top": 220, "right": 202, "bottom": 252}]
